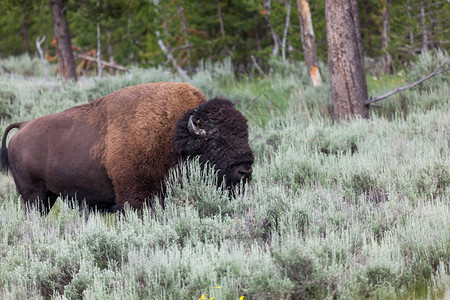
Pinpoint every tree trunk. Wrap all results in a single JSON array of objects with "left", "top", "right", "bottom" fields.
[
  {"left": 381, "top": 0, "right": 393, "bottom": 74},
  {"left": 36, "top": 36, "right": 48, "bottom": 80},
  {"left": 281, "top": 0, "right": 291, "bottom": 64},
  {"left": 420, "top": 0, "right": 428, "bottom": 54},
  {"left": 96, "top": 0, "right": 102, "bottom": 78},
  {"left": 428, "top": 1, "right": 439, "bottom": 49},
  {"left": 162, "top": 4, "right": 169, "bottom": 40},
  {"left": 253, "top": 15, "right": 262, "bottom": 52},
  {"left": 297, "top": 0, "right": 322, "bottom": 86},
  {"left": 406, "top": 0, "right": 414, "bottom": 47},
  {"left": 97, "top": 21, "right": 102, "bottom": 78},
  {"left": 263, "top": 0, "right": 280, "bottom": 56},
  {"left": 325, "top": 0, "right": 369, "bottom": 119},
  {"left": 49, "top": 0, "right": 77, "bottom": 82},
  {"left": 217, "top": 0, "right": 225, "bottom": 38},
  {"left": 22, "top": 18, "right": 30, "bottom": 55},
  {"left": 179, "top": 6, "right": 191, "bottom": 69},
  {"left": 106, "top": 29, "right": 115, "bottom": 75}
]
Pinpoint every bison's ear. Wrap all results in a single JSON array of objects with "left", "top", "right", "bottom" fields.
[{"left": 188, "top": 115, "right": 206, "bottom": 138}]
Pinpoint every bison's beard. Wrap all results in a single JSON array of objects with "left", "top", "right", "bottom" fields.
[{"left": 218, "top": 164, "right": 253, "bottom": 198}]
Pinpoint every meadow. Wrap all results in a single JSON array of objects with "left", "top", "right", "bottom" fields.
[{"left": 0, "top": 52, "right": 448, "bottom": 299}]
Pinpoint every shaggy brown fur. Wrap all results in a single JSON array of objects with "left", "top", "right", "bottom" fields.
[
  {"left": 74, "top": 82, "right": 207, "bottom": 210},
  {"left": 1, "top": 82, "right": 207, "bottom": 213}
]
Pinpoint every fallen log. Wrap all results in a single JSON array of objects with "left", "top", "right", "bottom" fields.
[{"left": 74, "top": 53, "right": 130, "bottom": 73}]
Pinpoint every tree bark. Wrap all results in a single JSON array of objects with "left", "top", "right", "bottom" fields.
[
  {"left": 428, "top": 1, "right": 439, "bottom": 49},
  {"left": 22, "top": 18, "right": 30, "bottom": 55},
  {"left": 96, "top": 0, "right": 102, "bottom": 78},
  {"left": 253, "top": 15, "right": 262, "bottom": 52},
  {"left": 325, "top": 0, "right": 369, "bottom": 119},
  {"left": 49, "top": 0, "right": 77, "bottom": 82},
  {"left": 420, "top": 0, "right": 428, "bottom": 54},
  {"left": 217, "top": 0, "right": 226, "bottom": 38},
  {"left": 106, "top": 29, "right": 115, "bottom": 75},
  {"left": 297, "top": 0, "right": 322, "bottom": 86},
  {"left": 281, "top": 1, "right": 291, "bottom": 64},
  {"left": 35, "top": 36, "right": 48, "bottom": 80},
  {"left": 179, "top": 6, "right": 191, "bottom": 69},
  {"left": 381, "top": 0, "right": 393, "bottom": 74},
  {"left": 263, "top": 0, "right": 281, "bottom": 56},
  {"left": 406, "top": 0, "right": 414, "bottom": 46},
  {"left": 97, "top": 21, "right": 102, "bottom": 78}
]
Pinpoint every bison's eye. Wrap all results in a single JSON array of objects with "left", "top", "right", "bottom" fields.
[{"left": 210, "top": 141, "right": 222, "bottom": 155}]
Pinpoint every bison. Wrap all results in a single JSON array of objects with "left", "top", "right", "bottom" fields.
[{"left": 0, "top": 82, "right": 254, "bottom": 214}]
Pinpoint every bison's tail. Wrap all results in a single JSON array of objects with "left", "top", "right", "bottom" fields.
[{"left": 1, "top": 122, "right": 23, "bottom": 173}]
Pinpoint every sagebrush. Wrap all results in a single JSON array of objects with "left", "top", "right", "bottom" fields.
[{"left": 0, "top": 52, "right": 448, "bottom": 299}]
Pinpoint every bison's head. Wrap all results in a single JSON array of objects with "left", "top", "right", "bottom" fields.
[{"left": 174, "top": 98, "right": 254, "bottom": 190}]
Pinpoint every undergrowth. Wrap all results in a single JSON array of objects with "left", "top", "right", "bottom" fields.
[{"left": 0, "top": 51, "right": 448, "bottom": 299}]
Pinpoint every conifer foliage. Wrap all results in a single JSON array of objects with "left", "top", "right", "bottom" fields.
[{"left": 0, "top": 0, "right": 448, "bottom": 73}]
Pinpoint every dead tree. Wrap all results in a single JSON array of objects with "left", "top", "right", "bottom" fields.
[
  {"left": 35, "top": 36, "right": 48, "bottom": 80},
  {"left": 297, "top": 0, "right": 322, "bottom": 86},
  {"left": 97, "top": 22, "right": 102, "bottom": 78},
  {"left": 156, "top": 31, "right": 190, "bottom": 81},
  {"left": 262, "top": 0, "right": 281, "bottom": 56},
  {"left": 281, "top": 1, "right": 291, "bottom": 63}
]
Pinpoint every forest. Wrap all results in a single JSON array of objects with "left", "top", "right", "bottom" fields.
[
  {"left": 1, "top": 0, "right": 449, "bottom": 74},
  {"left": 0, "top": 0, "right": 449, "bottom": 299}
]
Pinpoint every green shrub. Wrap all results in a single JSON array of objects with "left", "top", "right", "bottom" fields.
[
  {"left": 0, "top": 53, "right": 448, "bottom": 299},
  {"left": 0, "top": 54, "right": 56, "bottom": 77}
]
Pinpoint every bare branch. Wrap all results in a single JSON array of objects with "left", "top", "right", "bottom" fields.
[
  {"left": 365, "top": 57, "right": 449, "bottom": 105},
  {"left": 251, "top": 55, "right": 265, "bottom": 75},
  {"left": 169, "top": 44, "right": 193, "bottom": 56},
  {"left": 156, "top": 31, "right": 190, "bottom": 81}
]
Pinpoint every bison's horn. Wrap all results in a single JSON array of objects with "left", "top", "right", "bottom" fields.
[{"left": 188, "top": 115, "right": 206, "bottom": 138}]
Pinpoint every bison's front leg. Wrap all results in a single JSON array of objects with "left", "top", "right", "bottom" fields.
[{"left": 111, "top": 183, "right": 160, "bottom": 214}]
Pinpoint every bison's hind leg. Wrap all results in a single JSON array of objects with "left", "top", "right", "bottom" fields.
[
  {"left": 43, "top": 190, "right": 58, "bottom": 214},
  {"left": 18, "top": 182, "right": 58, "bottom": 215}
]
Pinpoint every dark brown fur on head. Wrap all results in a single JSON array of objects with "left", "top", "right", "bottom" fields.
[{"left": 174, "top": 98, "right": 254, "bottom": 190}]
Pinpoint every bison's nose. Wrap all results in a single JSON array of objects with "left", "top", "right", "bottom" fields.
[{"left": 237, "top": 165, "right": 253, "bottom": 179}]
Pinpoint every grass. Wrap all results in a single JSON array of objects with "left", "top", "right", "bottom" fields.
[{"left": 0, "top": 51, "right": 448, "bottom": 299}]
